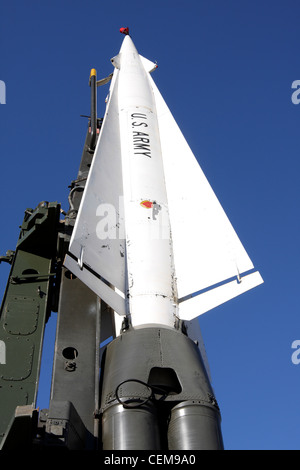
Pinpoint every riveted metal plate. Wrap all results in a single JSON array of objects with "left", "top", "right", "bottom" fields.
[{"left": 4, "top": 296, "right": 39, "bottom": 335}]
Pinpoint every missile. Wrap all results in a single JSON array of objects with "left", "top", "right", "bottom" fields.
[{"left": 64, "top": 30, "right": 263, "bottom": 450}]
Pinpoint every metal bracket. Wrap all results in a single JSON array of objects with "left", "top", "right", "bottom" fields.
[
  {"left": 10, "top": 273, "right": 56, "bottom": 284},
  {"left": 0, "top": 251, "right": 15, "bottom": 265}
]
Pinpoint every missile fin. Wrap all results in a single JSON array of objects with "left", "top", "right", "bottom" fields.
[
  {"left": 64, "top": 254, "right": 126, "bottom": 316},
  {"left": 178, "top": 271, "right": 264, "bottom": 320},
  {"left": 139, "top": 55, "right": 158, "bottom": 73},
  {"left": 149, "top": 74, "right": 263, "bottom": 317},
  {"left": 111, "top": 54, "right": 121, "bottom": 69},
  {"left": 65, "top": 70, "right": 127, "bottom": 304}
]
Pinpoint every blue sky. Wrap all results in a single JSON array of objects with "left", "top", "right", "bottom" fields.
[{"left": 1, "top": 0, "right": 300, "bottom": 450}]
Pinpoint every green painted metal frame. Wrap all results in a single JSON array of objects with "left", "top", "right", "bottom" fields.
[{"left": 0, "top": 202, "right": 61, "bottom": 447}]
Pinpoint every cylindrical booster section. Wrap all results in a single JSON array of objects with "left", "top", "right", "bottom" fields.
[
  {"left": 102, "top": 402, "right": 161, "bottom": 450},
  {"left": 100, "top": 326, "right": 224, "bottom": 450},
  {"left": 168, "top": 400, "right": 224, "bottom": 450}
]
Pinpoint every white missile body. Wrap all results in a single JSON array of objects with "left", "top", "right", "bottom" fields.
[{"left": 65, "top": 35, "right": 263, "bottom": 330}]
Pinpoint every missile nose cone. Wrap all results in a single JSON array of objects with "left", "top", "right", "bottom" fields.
[{"left": 119, "top": 32, "right": 139, "bottom": 57}]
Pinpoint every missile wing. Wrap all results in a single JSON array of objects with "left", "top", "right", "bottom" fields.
[{"left": 64, "top": 33, "right": 263, "bottom": 326}]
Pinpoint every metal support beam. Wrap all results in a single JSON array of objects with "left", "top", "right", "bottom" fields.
[
  {"left": 47, "top": 117, "right": 105, "bottom": 449},
  {"left": 0, "top": 202, "right": 61, "bottom": 447}
]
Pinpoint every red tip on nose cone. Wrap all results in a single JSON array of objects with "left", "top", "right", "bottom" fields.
[{"left": 120, "top": 27, "right": 129, "bottom": 35}]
